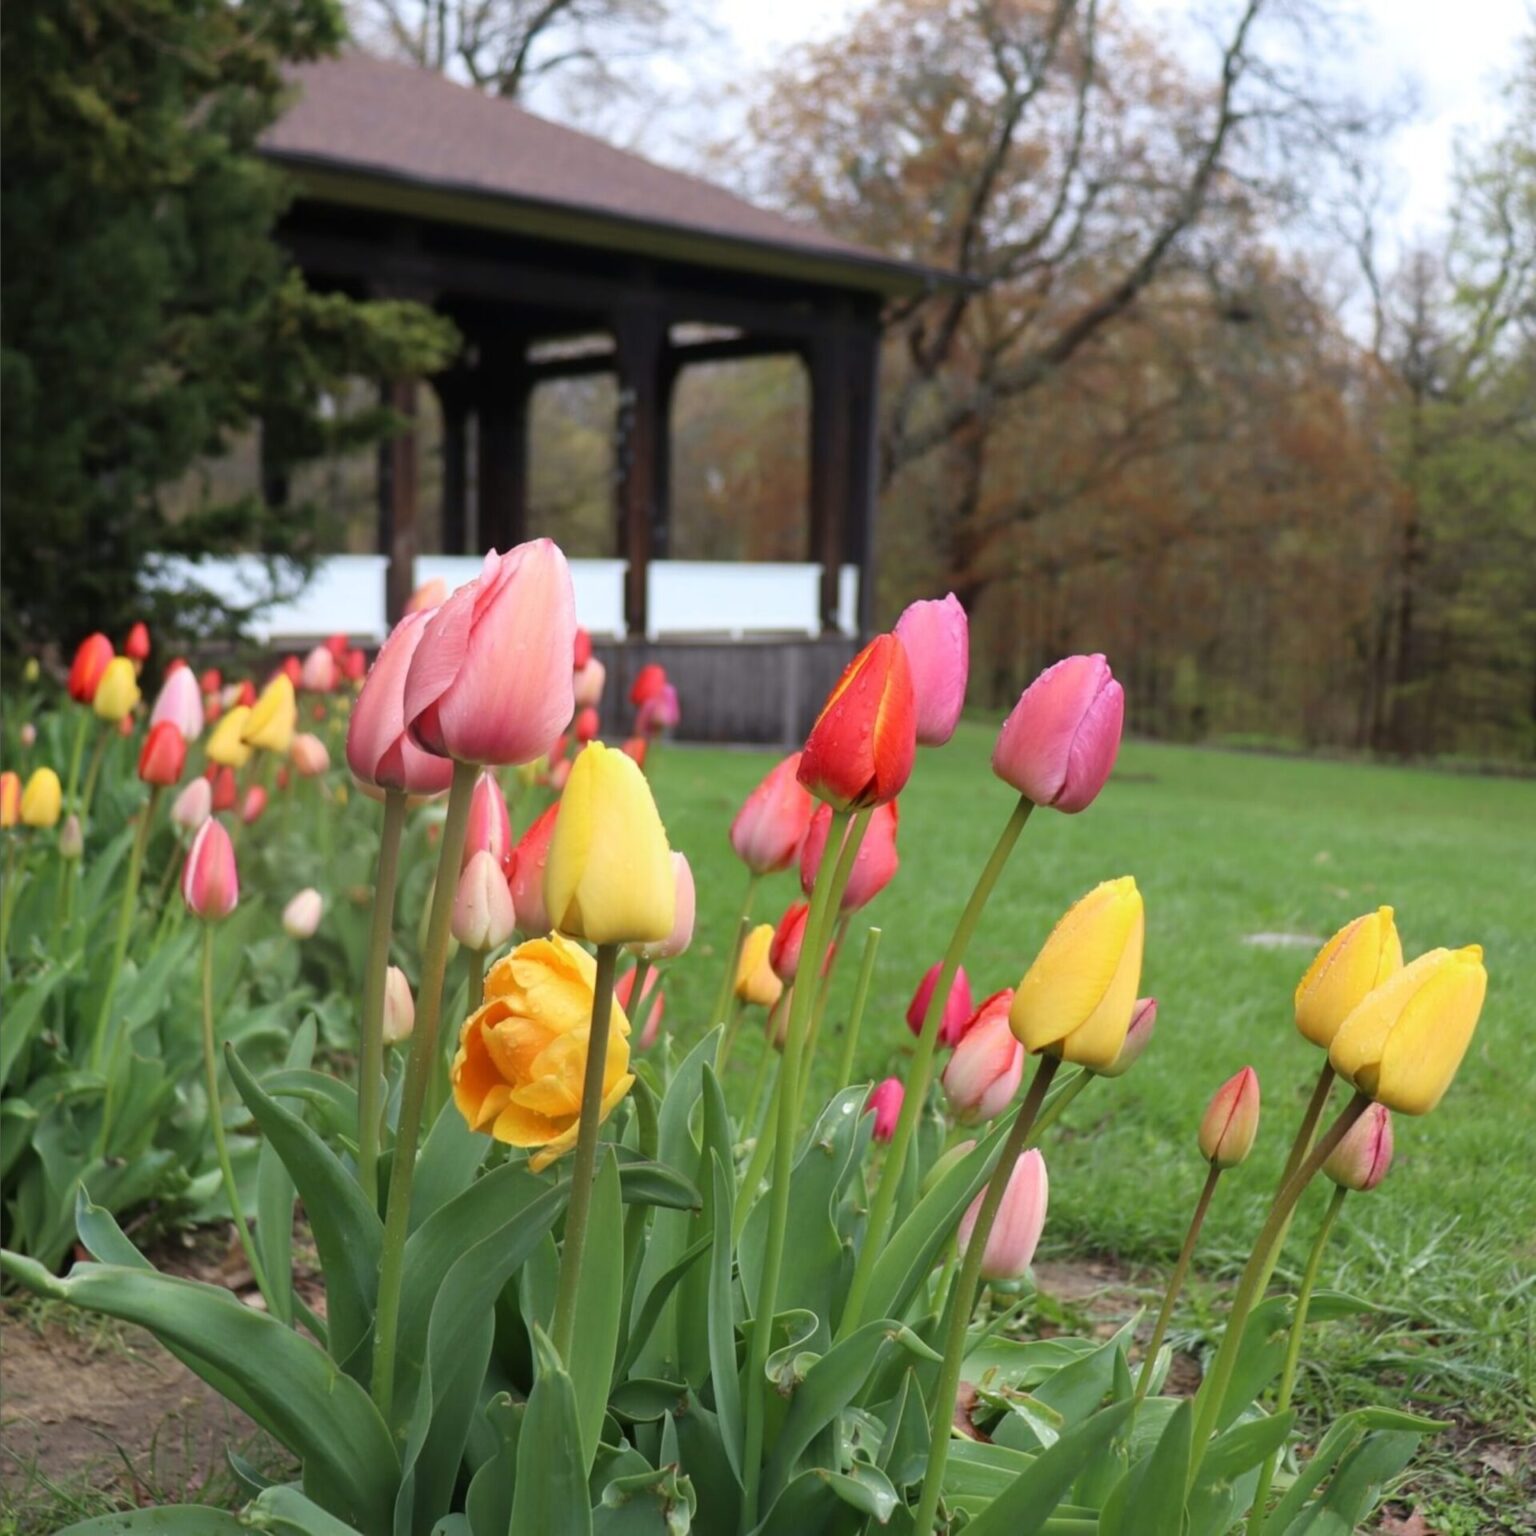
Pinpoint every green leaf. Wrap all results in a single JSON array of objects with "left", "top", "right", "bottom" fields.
[
  {"left": 706, "top": 1152, "right": 743, "bottom": 1481},
  {"left": 877, "top": 1369, "right": 931, "bottom": 1488},
  {"left": 610, "top": 1377, "right": 689, "bottom": 1422},
  {"left": 0, "top": 964, "right": 69, "bottom": 1090},
  {"left": 249, "top": 1483, "right": 369, "bottom": 1535},
  {"left": 510, "top": 1326, "right": 595, "bottom": 1536},
  {"left": 1278, "top": 1429, "right": 1422, "bottom": 1534},
  {"left": 614, "top": 1235, "right": 712, "bottom": 1385},
  {"left": 258, "top": 1067, "right": 359, "bottom": 1141},
  {"left": 669, "top": 1392, "right": 741, "bottom": 1535},
  {"left": 59, "top": 1510, "right": 251, "bottom": 1534},
  {"left": 592, "top": 1461, "right": 697, "bottom": 1536},
  {"left": 1199, "top": 1409, "right": 1296, "bottom": 1485},
  {"left": 569, "top": 1149, "right": 625, "bottom": 1472},
  {"left": 408, "top": 1093, "right": 487, "bottom": 1231},
  {"left": 464, "top": 1394, "right": 520, "bottom": 1536},
  {"left": 750, "top": 1462, "right": 900, "bottom": 1535},
  {"left": 255, "top": 1018, "right": 317, "bottom": 1328},
  {"left": 1099, "top": 1398, "right": 1191, "bottom": 1536}
]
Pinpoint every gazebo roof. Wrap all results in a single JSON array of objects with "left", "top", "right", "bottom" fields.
[{"left": 262, "top": 55, "right": 941, "bottom": 297}]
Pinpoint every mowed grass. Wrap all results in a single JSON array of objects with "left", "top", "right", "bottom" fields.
[{"left": 645, "top": 729, "right": 1536, "bottom": 1430}]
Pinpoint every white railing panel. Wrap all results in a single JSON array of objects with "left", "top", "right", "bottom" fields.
[
  {"left": 647, "top": 561, "right": 820, "bottom": 639},
  {"left": 838, "top": 566, "right": 860, "bottom": 637},
  {"left": 146, "top": 554, "right": 390, "bottom": 643},
  {"left": 416, "top": 556, "right": 627, "bottom": 639}
]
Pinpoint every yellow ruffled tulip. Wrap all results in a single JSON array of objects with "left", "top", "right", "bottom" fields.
[
  {"left": 734, "top": 923, "right": 783, "bottom": 1009},
  {"left": 1295, "top": 907, "right": 1403, "bottom": 1047},
  {"left": 1009, "top": 876, "right": 1145, "bottom": 1069},
  {"left": 20, "top": 767, "right": 62, "bottom": 829},
  {"left": 92, "top": 657, "right": 141, "bottom": 722},
  {"left": 451, "top": 934, "right": 633, "bottom": 1171},
  {"left": 242, "top": 675, "right": 296, "bottom": 754},
  {"left": 544, "top": 741, "right": 674, "bottom": 945},
  {"left": 1329, "top": 945, "right": 1487, "bottom": 1115},
  {"left": 206, "top": 706, "right": 254, "bottom": 768}
]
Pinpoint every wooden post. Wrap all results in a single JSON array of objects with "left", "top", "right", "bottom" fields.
[
  {"left": 478, "top": 332, "right": 530, "bottom": 553},
  {"left": 614, "top": 300, "right": 667, "bottom": 637},
  {"left": 808, "top": 317, "right": 853, "bottom": 633},
  {"left": 378, "top": 376, "right": 419, "bottom": 625},
  {"left": 435, "top": 371, "right": 471, "bottom": 554},
  {"left": 844, "top": 319, "right": 881, "bottom": 638}
]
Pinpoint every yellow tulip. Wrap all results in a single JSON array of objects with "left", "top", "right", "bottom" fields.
[
  {"left": 1294, "top": 907, "right": 1403, "bottom": 1047},
  {"left": 734, "top": 923, "right": 783, "bottom": 1009},
  {"left": 92, "top": 657, "right": 141, "bottom": 722},
  {"left": 206, "top": 706, "right": 254, "bottom": 768},
  {"left": 242, "top": 675, "right": 296, "bottom": 754},
  {"left": 20, "top": 767, "right": 62, "bottom": 829},
  {"left": 544, "top": 741, "right": 674, "bottom": 945},
  {"left": 1329, "top": 945, "right": 1487, "bottom": 1115},
  {"left": 1009, "top": 876, "right": 1145, "bottom": 1069},
  {"left": 451, "top": 933, "right": 633, "bottom": 1171}
]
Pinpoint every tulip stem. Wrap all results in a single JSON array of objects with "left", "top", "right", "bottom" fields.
[
  {"left": 0, "top": 839, "right": 21, "bottom": 958},
  {"left": 715, "top": 916, "right": 755, "bottom": 1073},
  {"left": 627, "top": 957, "right": 652, "bottom": 1026},
  {"left": 79, "top": 728, "right": 111, "bottom": 825},
  {"left": 836, "top": 925, "right": 883, "bottom": 1089},
  {"left": 840, "top": 795, "right": 1035, "bottom": 1342},
  {"left": 1186, "top": 1091, "right": 1370, "bottom": 1487},
  {"left": 467, "top": 946, "right": 487, "bottom": 1013},
  {"left": 1247, "top": 1182, "right": 1348, "bottom": 1535},
  {"left": 740, "top": 1035, "right": 774, "bottom": 1141},
  {"left": 551, "top": 941, "right": 620, "bottom": 1366},
  {"left": 1136, "top": 1163, "right": 1222, "bottom": 1401},
  {"left": 794, "top": 904, "right": 856, "bottom": 1129},
  {"left": 913, "top": 1053, "right": 1059, "bottom": 1536},
  {"left": 357, "top": 788, "right": 407, "bottom": 1210},
  {"left": 1031, "top": 1067, "right": 1093, "bottom": 1143},
  {"left": 63, "top": 710, "right": 90, "bottom": 811},
  {"left": 711, "top": 873, "right": 760, "bottom": 1046},
  {"left": 371, "top": 760, "right": 477, "bottom": 1423}
]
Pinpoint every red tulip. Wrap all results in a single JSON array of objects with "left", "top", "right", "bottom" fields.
[
  {"left": 894, "top": 594, "right": 968, "bottom": 746},
  {"left": 236, "top": 680, "right": 257, "bottom": 708},
  {"left": 452, "top": 849, "right": 516, "bottom": 951},
  {"left": 199, "top": 668, "right": 223, "bottom": 696},
  {"left": 799, "top": 800, "right": 899, "bottom": 912},
  {"left": 574, "top": 706, "right": 600, "bottom": 744},
  {"left": 1199, "top": 1067, "right": 1261, "bottom": 1168},
  {"left": 280, "top": 655, "right": 303, "bottom": 687},
  {"left": 347, "top": 609, "right": 454, "bottom": 795},
  {"left": 770, "top": 902, "right": 809, "bottom": 982},
  {"left": 630, "top": 663, "right": 667, "bottom": 707},
  {"left": 867, "top": 1077, "right": 904, "bottom": 1142},
  {"left": 798, "top": 634, "right": 916, "bottom": 810},
  {"left": 0, "top": 772, "right": 20, "bottom": 828},
  {"left": 992, "top": 654, "right": 1124, "bottom": 813},
  {"left": 959, "top": 1149, "right": 1049, "bottom": 1280},
  {"left": 729, "top": 752, "right": 816, "bottom": 876},
  {"left": 67, "top": 634, "right": 114, "bottom": 704},
  {"left": 620, "top": 737, "right": 647, "bottom": 769},
  {"left": 463, "top": 769, "right": 512, "bottom": 871},
  {"left": 241, "top": 785, "right": 268, "bottom": 825},
  {"left": 325, "top": 632, "right": 349, "bottom": 661},
  {"left": 182, "top": 819, "right": 238, "bottom": 921},
  {"left": 636, "top": 683, "right": 680, "bottom": 736},
  {"left": 942, "top": 989, "right": 1024, "bottom": 1122},
  {"left": 906, "top": 962, "right": 974, "bottom": 1048},
  {"left": 124, "top": 622, "right": 151, "bottom": 664},
  {"left": 167, "top": 656, "right": 188, "bottom": 674},
  {"left": 138, "top": 721, "right": 186, "bottom": 786},
  {"left": 507, "top": 802, "right": 559, "bottom": 935},
  {"left": 1096, "top": 997, "right": 1158, "bottom": 1078},
  {"left": 573, "top": 627, "right": 593, "bottom": 671},
  {"left": 343, "top": 648, "right": 367, "bottom": 683},
  {"left": 208, "top": 764, "right": 237, "bottom": 813},
  {"left": 291, "top": 733, "right": 330, "bottom": 777}
]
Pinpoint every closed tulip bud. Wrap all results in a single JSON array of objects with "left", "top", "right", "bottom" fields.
[
  {"left": 282, "top": 887, "right": 324, "bottom": 939},
  {"left": 630, "top": 852, "right": 695, "bottom": 962},
  {"left": 171, "top": 776, "right": 213, "bottom": 832},
  {"left": 619, "top": 737, "right": 646, "bottom": 770},
  {"left": 544, "top": 740, "right": 675, "bottom": 944},
  {"left": 894, "top": 593, "right": 968, "bottom": 746},
  {"left": 408, "top": 576, "right": 448, "bottom": 613},
  {"left": 241, "top": 785, "right": 268, "bottom": 825},
  {"left": 382, "top": 965, "right": 416, "bottom": 1045},
  {"left": 573, "top": 627, "right": 593, "bottom": 670},
  {"left": 23, "top": 658, "right": 40, "bottom": 684},
  {"left": 325, "top": 632, "right": 349, "bottom": 661},
  {"left": 19, "top": 723, "right": 36, "bottom": 749},
  {"left": 300, "top": 645, "right": 338, "bottom": 693},
  {"left": 574, "top": 706, "right": 600, "bottom": 744},
  {"left": 630, "top": 663, "right": 668, "bottom": 707},
  {"left": 798, "top": 634, "right": 916, "bottom": 810},
  {"left": 730, "top": 752, "right": 816, "bottom": 875},
  {"left": 1324, "top": 1102, "right": 1394, "bottom": 1191},
  {"left": 343, "top": 648, "right": 367, "bottom": 683},
  {"left": 770, "top": 902, "right": 810, "bottom": 982},
  {"left": 1329, "top": 945, "right": 1487, "bottom": 1115},
  {"left": 867, "top": 1077, "right": 904, "bottom": 1142},
  {"left": 617, "top": 963, "right": 666, "bottom": 1049},
  {"left": 992, "top": 654, "right": 1124, "bottom": 812},
  {"left": 0, "top": 772, "right": 20, "bottom": 828},
  {"left": 279, "top": 656, "right": 303, "bottom": 688},
  {"left": 236, "top": 680, "right": 257, "bottom": 708},
  {"left": 68, "top": 634, "right": 114, "bottom": 704},
  {"left": 199, "top": 668, "right": 222, "bottom": 696},
  {"left": 93, "top": 657, "right": 141, "bottom": 722},
  {"left": 347, "top": 609, "right": 454, "bottom": 795},
  {"left": 453, "top": 850, "right": 517, "bottom": 951},
  {"left": 20, "top": 767, "right": 62, "bottom": 828},
  {"left": 209, "top": 765, "right": 237, "bottom": 813},
  {"left": 206, "top": 706, "right": 254, "bottom": 768},
  {"left": 735, "top": 923, "right": 783, "bottom": 1009},
  {"left": 243, "top": 675, "right": 296, "bottom": 754},
  {"left": 124, "top": 622, "right": 151, "bottom": 664},
  {"left": 463, "top": 769, "right": 512, "bottom": 872},
  {"left": 636, "top": 683, "right": 680, "bottom": 736},
  {"left": 1199, "top": 1067, "right": 1261, "bottom": 1168},
  {"left": 183, "top": 819, "right": 239, "bottom": 921},
  {"left": 508, "top": 803, "right": 558, "bottom": 935},
  {"left": 1010, "top": 876, "right": 1145, "bottom": 1070},
  {"left": 58, "top": 814, "right": 84, "bottom": 861},
  {"left": 799, "top": 800, "right": 900, "bottom": 912},
  {"left": 1094, "top": 997, "right": 1158, "bottom": 1078},
  {"left": 138, "top": 721, "right": 186, "bottom": 786},
  {"left": 1295, "top": 907, "right": 1404, "bottom": 1048},
  {"left": 404, "top": 541, "right": 577, "bottom": 766},
  {"left": 290, "top": 733, "right": 330, "bottom": 778},
  {"left": 149, "top": 666, "right": 204, "bottom": 741},
  {"left": 943, "top": 990, "right": 1025, "bottom": 1121},
  {"left": 117, "top": 715, "right": 135, "bottom": 737},
  {"left": 573, "top": 657, "right": 606, "bottom": 710},
  {"left": 907, "top": 961, "right": 975, "bottom": 1048},
  {"left": 959, "top": 1148, "right": 1049, "bottom": 1281}
]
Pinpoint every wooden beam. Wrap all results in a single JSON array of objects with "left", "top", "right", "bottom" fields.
[
  {"left": 524, "top": 331, "right": 807, "bottom": 385},
  {"left": 613, "top": 301, "right": 667, "bottom": 636},
  {"left": 477, "top": 335, "right": 530, "bottom": 552},
  {"left": 378, "top": 377, "right": 419, "bottom": 624},
  {"left": 807, "top": 323, "right": 852, "bottom": 634},
  {"left": 434, "top": 370, "right": 472, "bottom": 554},
  {"left": 843, "top": 323, "right": 882, "bottom": 637}
]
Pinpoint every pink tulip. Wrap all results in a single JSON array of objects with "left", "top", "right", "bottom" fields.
[
  {"left": 799, "top": 800, "right": 899, "bottom": 912},
  {"left": 867, "top": 1077, "right": 904, "bottom": 1142},
  {"left": 729, "top": 752, "right": 816, "bottom": 875},
  {"left": 508, "top": 803, "right": 558, "bottom": 935},
  {"left": 894, "top": 593, "right": 969, "bottom": 746},
  {"left": 300, "top": 645, "right": 338, "bottom": 693},
  {"left": 617, "top": 963, "right": 666, "bottom": 1050},
  {"left": 1096, "top": 997, "right": 1157, "bottom": 1078},
  {"left": 573, "top": 657, "right": 606, "bottom": 711},
  {"left": 149, "top": 666, "right": 204, "bottom": 741},
  {"left": 290, "top": 733, "right": 331, "bottom": 778},
  {"left": 463, "top": 769, "right": 512, "bottom": 872},
  {"left": 171, "top": 776, "right": 212, "bottom": 832},
  {"left": 959, "top": 1149, "right": 1049, "bottom": 1280},
  {"left": 241, "top": 785, "right": 268, "bottom": 825},
  {"left": 992, "top": 654, "right": 1125, "bottom": 813},
  {"left": 631, "top": 852, "right": 695, "bottom": 962},
  {"left": 636, "top": 683, "right": 680, "bottom": 736},
  {"left": 1199, "top": 1067, "right": 1261, "bottom": 1168},
  {"left": 906, "top": 961, "right": 975, "bottom": 1048},
  {"left": 770, "top": 902, "right": 809, "bottom": 982},
  {"left": 347, "top": 609, "right": 455, "bottom": 795},
  {"left": 407, "top": 577, "right": 448, "bottom": 613},
  {"left": 183, "top": 819, "right": 239, "bottom": 921},
  {"left": 403, "top": 541, "right": 576, "bottom": 766},
  {"left": 943, "top": 989, "right": 1024, "bottom": 1121},
  {"left": 548, "top": 755, "right": 573, "bottom": 791},
  {"left": 382, "top": 965, "right": 415, "bottom": 1045},
  {"left": 1324, "top": 1102, "right": 1394, "bottom": 1192},
  {"left": 452, "top": 849, "right": 516, "bottom": 952},
  {"left": 282, "top": 888, "right": 323, "bottom": 939}
]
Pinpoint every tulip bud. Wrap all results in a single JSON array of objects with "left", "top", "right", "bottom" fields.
[
  {"left": 764, "top": 991, "right": 791, "bottom": 1051},
  {"left": 992, "top": 654, "right": 1124, "bottom": 813},
  {"left": 347, "top": 609, "right": 454, "bottom": 796},
  {"left": 280, "top": 655, "right": 303, "bottom": 687},
  {"left": 573, "top": 628, "right": 593, "bottom": 670},
  {"left": 1199, "top": 1067, "right": 1261, "bottom": 1168},
  {"left": 907, "top": 961, "right": 974, "bottom": 1048},
  {"left": 199, "top": 668, "right": 223, "bottom": 696},
  {"left": 636, "top": 683, "right": 680, "bottom": 736},
  {"left": 124, "top": 622, "right": 151, "bottom": 664},
  {"left": 463, "top": 769, "right": 513, "bottom": 872},
  {"left": 867, "top": 1077, "right": 904, "bottom": 1142},
  {"left": 574, "top": 706, "right": 600, "bottom": 745},
  {"left": 23, "top": 658, "right": 40, "bottom": 684},
  {"left": 1294, "top": 908, "right": 1403, "bottom": 1048},
  {"left": 68, "top": 635, "right": 114, "bottom": 705},
  {"left": 300, "top": 645, "right": 338, "bottom": 693},
  {"left": 209, "top": 765, "right": 237, "bottom": 813},
  {"left": 93, "top": 657, "right": 141, "bottom": 722},
  {"left": 943, "top": 990, "right": 1025, "bottom": 1122},
  {"left": 630, "top": 663, "right": 668, "bottom": 707},
  {"left": 619, "top": 737, "right": 647, "bottom": 770},
  {"left": 453, "top": 850, "right": 517, "bottom": 952},
  {"left": 59, "top": 814, "right": 84, "bottom": 861},
  {"left": 243, "top": 675, "right": 297, "bottom": 754},
  {"left": 138, "top": 721, "right": 187, "bottom": 787},
  {"left": 573, "top": 656, "right": 606, "bottom": 710},
  {"left": 19, "top": 723, "right": 37, "bottom": 749},
  {"left": 0, "top": 772, "right": 20, "bottom": 828},
  {"left": 798, "top": 634, "right": 916, "bottom": 810},
  {"left": 629, "top": 852, "right": 695, "bottom": 962},
  {"left": 616, "top": 963, "right": 666, "bottom": 1049},
  {"left": 1323, "top": 1102, "right": 1394, "bottom": 1192},
  {"left": 730, "top": 752, "right": 816, "bottom": 876},
  {"left": 325, "top": 632, "right": 349, "bottom": 661},
  {"left": 183, "top": 819, "right": 239, "bottom": 921},
  {"left": 206, "top": 706, "right": 254, "bottom": 768},
  {"left": 149, "top": 666, "right": 204, "bottom": 742},
  {"left": 894, "top": 593, "right": 968, "bottom": 746},
  {"left": 171, "top": 776, "right": 213, "bottom": 832},
  {"left": 735, "top": 923, "right": 783, "bottom": 1009},
  {"left": 799, "top": 800, "right": 900, "bottom": 912},
  {"left": 959, "top": 1149, "right": 1049, "bottom": 1281},
  {"left": 344, "top": 649, "right": 366, "bottom": 684},
  {"left": 235, "top": 680, "right": 257, "bottom": 708},
  {"left": 382, "top": 965, "right": 416, "bottom": 1045},
  {"left": 20, "top": 767, "right": 62, "bottom": 829},
  {"left": 282, "top": 887, "right": 324, "bottom": 939},
  {"left": 508, "top": 803, "right": 558, "bottom": 936},
  {"left": 290, "top": 733, "right": 331, "bottom": 778},
  {"left": 769, "top": 902, "right": 809, "bottom": 982},
  {"left": 241, "top": 785, "right": 268, "bottom": 825},
  {"left": 1093, "top": 997, "right": 1157, "bottom": 1078}
]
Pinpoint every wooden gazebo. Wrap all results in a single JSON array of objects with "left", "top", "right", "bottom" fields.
[{"left": 260, "top": 56, "right": 940, "bottom": 645}]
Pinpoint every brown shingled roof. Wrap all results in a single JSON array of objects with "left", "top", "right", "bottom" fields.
[{"left": 262, "top": 55, "right": 940, "bottom": 295}]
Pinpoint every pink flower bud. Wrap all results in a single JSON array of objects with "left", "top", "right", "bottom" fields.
[
  {"left": 382, "top": 965, "right": 415, "bottom": 1045},
  {"left": 508, "top": 803, "right": 558, "bottom": 935},
  {"left": 171, "top": 776, "right": 213, "bottom": 833},
  {"left": 770, "top": 902, "right": 809, "bottom": 982},
  {"left": 19, "top": 723, "right": 36, "bottom": 749},
  {"left": 894, "top": 593, "right": 969, "bottom": 746},
  {"left": 573, "top": 657, "right": 606, "bottom": 710},
  {"left": 730, "top": 752, "right": 816, "bottom": 875},
  {"left": 959, "top": 1148, "right": 1049, "bottom": 1280},
  {"left": 1094, "top": 997, "right": 1157, "bottom": 1078},
  {"left": 462, "top": 769, "right": 512, "bottom": 872},
  {"left": 452, "top": 849, "right": 516, "bottom": 952},
  {"left": 1324, "top": 1102, "right": 1394, "bottom": 1192},
  {"left": 346, "top": 609, "right": 454, "bottom": 796},
  {"left": 1199, "top": 1067, "right": 1261, "bottom": 1168},
  {"left": 799, "top": 800, "right": 899, "bottom": 912},
  {"left": 630, "top": 852, "right": 695, "bottom": 962},
  {"left": 149, "top": 666, "right": 204, "bottom": 741},
  {"left": 290, "top": 733, "right": 331, "bottom": 778},
  {"left": 906, "top": 962, "right": 974, "bottom": 1048},
  {"left": 300, "top": 645, "right": 338, "bottom": 693},
  {"left": 183, "top": 819, "right": 239, "bottom": 921},
  {"left": 282, "top": 887, "right": 323, "bottom": 939},
  {"left": 617, "top": 963, "right": 666, "bottom": 1049},
  {"left": 636, "top": 683, "right": 680, "bottom": 736},
  {"left": 992, "top": 654, "right": 1124, "bottom": 813},
  {"left": 867, "top": 1077, "right": 904, "bottom": 1142},
  {"left": 241, "top": 784, "right": 268, "bottom": 825},
  {"left": 942, "top": 990, "right": 1024, "bottom": 1121}
]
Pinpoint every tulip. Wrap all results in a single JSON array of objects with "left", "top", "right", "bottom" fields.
[
  {"left": 867, "top": 1077, "right": 904, "bottom": 1142},
  {"left": 1094, "top": 996, "right": 1157, "bottom": 1077},
  {"left": 68, "top": 635, "right": 114, "bottom": 704},
  {"left": 199, "top": 668, "right": 222, "bottom": 697},
  {"left": 19, "top": 723, "right": 36, "bottom": 749},
  {"left": 290, "top": 733, "right": 330, "bottom": 777},
  {"left": 630, "top": 852, "right": 695, "bottom": 962},
  {"left": 92, "top": 657, "right": 141, "bottom": 722},
  {"left": 574, "top": 706, "right": 600, "bottom": 745},
  {"left": 20, "top": 768, "right": 61, "bottom": 828},
  {"left": 943, "top": 990, "right": 1025, "bottom": 1122},
  {"left": 636, "top": 683, "right": 680, "bottom": 736},
  {"left": 907, "top": 961, "right": 974, "bottom": 1048},
  {"left": 235, "top": 680, "right": 257, "bottom": 708},
  {"left": 243, "top": 675, "right": 296, "bottom": 754},
  {"left": 300, "top": 645, "right": 338, "bottom": 693},
  {"left": 117, "top": 715, "right": 135, "bottom": 737},
  {"left": 408, "top": 576, "right": 448, "bottom": 613},
  {"left": 282, "top": 888, "right": 324, "bottom": 939},
  {"left": 343, "top": 648, "right": 367, "bottom": 683},
  {"left": 1009, "top": 876, "right": 1145, "bottom": 1069},
  {"left": 508, "top": 803, "right": 558, "bottom": 935},
  {"left": 619, "top": 738, "right": 646, "bottom": 771},
  {"left": 573, "top": 627, "right": 593, "bottom": 670},
  {"left": 617, "top": 963, "right": 666, "bottom": 1050},
  {"left": 241, "top": 785, "right": 268, "bottom": 825},
  {"left": 1294, "top": 907, "right": 1404, "bottom": 1048},
  {"left": 279, "top": 656, "right": 303, "bottom": 687},
  {"left": 735, "top": 923, "right": 783, "bottom": 1009},
  {"left": 326, "top": 632, "right": 349, "bottom": 661},
  {"left": 730, "top": 752, "right": 816, "bottom": 875},
  {"left": 770, "top": 902, "right": 809, "bottom": 982},
  {"left": 452, "top": 850, "right": 517, "bottom": 952},
  {"left": 544, "top": 741, "right": 675, "bottom": 945},
  {"left": 992, "top": 654, "right": 1124, "bottom": 813},
  {"left": 1329, "top": 945, "right": 1487, "bottom": 1115},
  {"left": 0, "top": 772, "right": 20, "bottom": 828},
  {"left": 347, "top": 609, "right": 455, "bottom": 795},
  {"left": 798, "top": 633, "right": 916, "bottom": 810},
  {"left": 463, "top": 770, "right": 513, "bottom": 872},
  {"left": 171, "top": 776, "right": 213, "bottom": 832},
  {"left": 23, "top": 658, "right": 39, "bottom": 683},
  {"left": 451, "top": 933, "right": 634, "bottom": 1170},
  {"left": 1199, "top": 1067, "right": 1261, "bottom": 1167},
  {"left": 799, "top": 800, "right": 900, "bottom": 912},
  {"left": 894, "top": 593, "right": 968, "bottom": 746},
  {"left": 1323, "top": 1102, "right": 1394, "bottom": 1191},
  {"left": 183, "top": 819, "right": 239, "bottom": 921},
  {"left": 209, "top": 765, "right": 237, "bottom": 813},
  {"left": 573, "top": 656, "right": 606, "bottom": 710},
  {"left": 124, "top": 622, "right": 151, "bottom": 664},
  {"left": 149, "top": 666, "right": 204, "bottom": 742},
  {"left": 382, "top": 965, "right": 416, "bottom": 1045},
  {"left": 137, "top": 721, "right": 186, "bottom": 787},
  {"left": 59, "top": 814, "right": 84, "bottom": 861},
  {"left": 404, "top": 541, "right": 577, "bottom": 766},
  {"left": 958, "top": 1148, "right": 1049, "bottom": 1281},
  {"left": 630, "top": 663, "right": 667, "bottom": 707},
  {"left": 206, "top": 706, "right": 254, "bottom": 769}
]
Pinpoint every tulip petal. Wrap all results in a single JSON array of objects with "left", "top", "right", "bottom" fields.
[{"left": 1374, "top": 948, "right": 1487, "bottom": 1115}]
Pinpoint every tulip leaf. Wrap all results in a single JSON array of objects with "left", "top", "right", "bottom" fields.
[
  {"left": 943, "top": 1438, "right": 1039, "bottom": 1499},
  {"left": 58, "top": 1509, "right": 253, "bottom": 1534},
  {"left": 408, "top": 1094, "right": 488, "bottom": 1231},
  {"left": 591, "top": 1461, "right": 698, "bottom": 1536},
  {"left": 248, "top": 1483, "right": 371, "bottom": 1536},
  {"left": 464, "top": 1393, "right": 520, "bottom": 1536},
  {"left": 877, "top": 1368, "right": 931, "bottom": 1488},
  {"left": 668, "top": 1391, "right": 742, "bottom": 1536},
  {"left": 1099, "top": 1398, "right": 1191, "bottom": 1536},
  {"left": 610, "top": 1376, "right": 689, "bottom": 1422},
  {"left": 707, "top": 1152, "right": 744, "bottom": 1480},
  {"left": 257, "top": 1067, "right": 359, "bottom": 1141},
  {"left": 676, "top": 1070, "right": 732, "bottom": 1389},
  {"left": 255, "top": 1019, "right": 317, "bottom": 1328},
  {"left": 510, "top": 1326, "right": 595, "bottom": 1536},
  {"left": 0, "top": 964, "right": 70, "bottom": 1090},
  {"left": 614, "top": 1235, "right": 711, "bottom": 1385},
  {"left": 749, "top": 1461, "right": 900, "bottom": 1536},
  {"left": 1200, "top": 1408, "right": 1296, "bottom": 1484},
  {"left": 570, "top": 1149, "right": 626, "bottom": 1472},
  {"left": 1278, "top": 1428, "right": 1422, "bottom": 1534}
]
